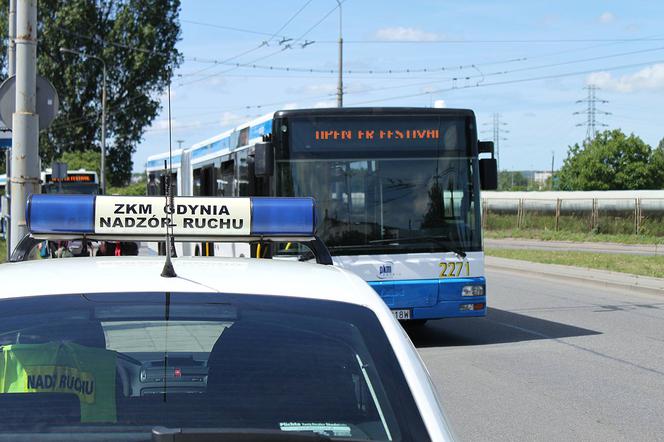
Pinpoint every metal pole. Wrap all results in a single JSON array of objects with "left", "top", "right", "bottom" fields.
[
  {"left": 8, "top": 0, "right": 16, "bottom": 77},
  {"left": 9, "top": 0, "right": 39, "bottom": 254},
  {"left": 100, "top": 62, "right": 107, "bottom": 195},
  {"left": 551, "top": 151, "right": 555, "bottom": 190},
  {"left": 5, "top": 0, "right": 17, "bottom": 258},
  {"left": 336, "top": 0, "right": 343, "bottom": 108}
]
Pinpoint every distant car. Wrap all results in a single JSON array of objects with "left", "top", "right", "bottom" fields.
[{"left": 0, "top": 194, "right": 455, "bottom": 440}]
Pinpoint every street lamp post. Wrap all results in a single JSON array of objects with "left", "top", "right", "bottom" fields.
[{"left": 60, "top": 47, "right": 107, "bottom": 194}]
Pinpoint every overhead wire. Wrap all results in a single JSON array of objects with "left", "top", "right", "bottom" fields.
[
  {"left": 177, "top": 2, "right": 340, "bottom": 87},
  {"left": 348, "top": 59, "right": 664, "bottom": 106}
]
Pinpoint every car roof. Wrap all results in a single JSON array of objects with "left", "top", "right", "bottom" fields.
[{"left": 0, "top": 256, "right": 380, "bottom": 306}]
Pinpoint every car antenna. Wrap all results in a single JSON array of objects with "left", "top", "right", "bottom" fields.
[{"left": 161, "top": 83, "right": 177, "bottom": 278}]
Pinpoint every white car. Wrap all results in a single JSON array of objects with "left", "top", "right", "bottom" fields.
[{"left": 0, "top": 194, "right": 455, "bottom": 441}]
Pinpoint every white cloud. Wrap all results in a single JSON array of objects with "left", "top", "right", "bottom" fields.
[
  {"left": 433, "top": 99, "right": 446, "bottom": 108},
  {"left": 598, "top": 11, "right": 615, "bottom": 24},
  {"left": 150, "top": 118, "right": 202, "bottom": 133},
  {"left": 281, "top": 102, "right": 299, "bottom": 110},
  {"left": 312, "top": 100, "right": 336, "bottom": 108},
  {"left": 374, "top": 27, "right": 439, "bottom": 42},
  {"left": 219, "top": 112, "right": 244, "bottom": 128},
  {"left": 586, "top": 64, "right": 664, "bottom": 93}
]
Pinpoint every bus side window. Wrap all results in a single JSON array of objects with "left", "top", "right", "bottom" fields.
[
  {"left": 237, "top": 150, "right": 249, "bottom": 196},
  {"left": 219, "top": 157, "right": 235, "bottom": 197}
]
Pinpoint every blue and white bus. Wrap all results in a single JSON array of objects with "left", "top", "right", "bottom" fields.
[
  {"left": 146, "top": 108, "right": 497, "bottom": 323},
  {"left": 1, "top": 169, "right": 100, "bottom": 239}
]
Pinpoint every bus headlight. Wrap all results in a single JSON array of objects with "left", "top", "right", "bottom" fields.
[{"left": 462, "top": 285, "right": 484, "bottom": 297}]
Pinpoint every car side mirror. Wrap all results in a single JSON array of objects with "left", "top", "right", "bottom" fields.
[{"left": 479, "top": 158, "right": 498, "bottom": 190}]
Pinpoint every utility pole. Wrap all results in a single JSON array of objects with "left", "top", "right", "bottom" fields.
[
  {"left": 550, "top": 151, "right": 555, "bottom": 190},
  {"left": 574, "top": 84, "right": 610, "bottom": 142},
  {"left": 5, "top": 0, "right": 16, "bottom": 258},
  {"left": 8, "top": 0, "right": 16, "bottom": 78},
  {"left": 483, "top": 113, "right": 508, "bottom": 171},
  {"left": 177, "top": 139, "right": 184, "bottom": 150},
  {"left": 9, "top": 0, "right": 39, "bottom": 254},
  {"left": 336, "top": 0, "right": 343, "bottom": 108}
]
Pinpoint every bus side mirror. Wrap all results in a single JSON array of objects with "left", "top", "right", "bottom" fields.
[
  {"left": 254, "top": 142, "right": 274, "bottom": 177},
  {"left": 478, "top": 141, "right": 494, "bottom": 154},
  {"left": 479, "top": 158, "right": 498, "bottom": 190}
]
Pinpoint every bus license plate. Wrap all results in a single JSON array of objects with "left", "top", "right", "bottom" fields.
[{"left": 392, "top": 309, "right": 411, "bottom": 320}]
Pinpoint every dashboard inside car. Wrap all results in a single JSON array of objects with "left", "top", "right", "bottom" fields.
[{"left": 117, "top": 352, "right": 209, "bottom": 397}]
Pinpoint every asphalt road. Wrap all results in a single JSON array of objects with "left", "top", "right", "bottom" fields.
[{"left": 413, "top": 268, "right": 664, "bottom": 441}]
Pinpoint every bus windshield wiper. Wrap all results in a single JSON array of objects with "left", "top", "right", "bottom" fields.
[
  {"left": 151, "top": 426, "right": 370, "bottom": 441},
  {"left": 369, "top": 235, "right": 466, "bottom": 258}
]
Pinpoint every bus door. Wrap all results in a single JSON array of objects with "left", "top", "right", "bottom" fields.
[{"left": 215, "top": 154, "right": 250, "bottom": 257}]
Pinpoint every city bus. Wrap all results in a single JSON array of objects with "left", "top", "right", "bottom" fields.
[
  {"left": 0, "top": 169, "right": 100, "bottom": 195},
  {"left": 1, "top": 169, "right": 100, "bottom": 239},
  {"left": 145, "top": 108, "right": 497, "bottom": 323}
]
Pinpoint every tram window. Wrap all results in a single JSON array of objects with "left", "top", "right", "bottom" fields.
[
  {"left": 219, "top": 159, "right": 235, "bottom": 196},
  {"left": 238, "top": 127, "right": 249, "bottom": 147},
  {"left": 147, "top": 173, "right": 160, "bottom": 196},
  {"left": 170, "top": 172, "right": 178, "bottom": 196},
  {"left": 193, "top": 168, "right": 202, "bottom": 196},
  {"left": 237, "top": 150, "right": 250, "bottom": 196}
]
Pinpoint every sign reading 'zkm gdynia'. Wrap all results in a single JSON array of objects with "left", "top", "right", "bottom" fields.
[{"left": 95, "top": 196, "right": 251, "bottom": 236}]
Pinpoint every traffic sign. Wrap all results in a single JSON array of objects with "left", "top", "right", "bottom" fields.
[{"left": 0, "top": 75, "right": 59, "bottom": 130}]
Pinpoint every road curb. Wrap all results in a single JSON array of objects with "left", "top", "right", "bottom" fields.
[{"left": 485, "top": 256, "right": 664, "bottom": 296}]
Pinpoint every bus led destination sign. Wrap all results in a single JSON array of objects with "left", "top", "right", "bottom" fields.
[
  {"left": 314, "top": 128, "right": 440, "bottom": 141},
  {"left": 45, "top": 173, "right": 95, "bottom": 183},
  {"left": 289, "top": 116, "right": 467, "bottom": 158}
]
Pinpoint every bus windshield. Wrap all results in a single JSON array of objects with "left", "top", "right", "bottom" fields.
[
  {"left": 277, "top": 115, "right": 481, "bottom": 255},
  {"left": 42, "top": 183, "right": 99, "bottom": 194}
]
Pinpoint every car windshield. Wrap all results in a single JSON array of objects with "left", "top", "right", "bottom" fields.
[{"left": 0, "top": 292, "right": 429, "bottom": 441}]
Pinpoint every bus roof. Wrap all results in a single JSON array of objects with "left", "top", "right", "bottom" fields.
[{"left": 274, "top": 107, "right": 476, "bottom": 118}]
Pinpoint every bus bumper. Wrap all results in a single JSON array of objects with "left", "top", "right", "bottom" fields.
[
  {"left": 368, "top": 277, "right": 487, "bottom": 320},
  {"left": 410, "top": 299, "right": 487, "bottom": 319}
]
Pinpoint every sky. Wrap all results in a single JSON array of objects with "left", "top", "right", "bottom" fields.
[{"left": 136, "top": 0, "right": 664, "bottom": 173}]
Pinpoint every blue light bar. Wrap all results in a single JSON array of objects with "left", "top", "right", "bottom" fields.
[
  {"left": 251, "top": 197, "right": 315, "bottom": 236},
  {"left": 28, "top": 194, "right": 95, "bottom": 234},
  {"left": 27, "top": 195, "right": 316, "bottom": 238}
]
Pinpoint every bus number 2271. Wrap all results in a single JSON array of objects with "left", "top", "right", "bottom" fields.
[{"left": 439, "top": 261, "right": 470, "bottom": 278}]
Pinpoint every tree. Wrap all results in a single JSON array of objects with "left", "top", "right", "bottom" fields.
[
  {"left": 60, "top": 150, "right": 100, "bottom": 175},
  {"left": 651, "top": 138, "right": 664, "bottom": 189},
  {"left": 557, "top": 129, "right": 658, "bottom": 190},
  {"left": 108, "top": 174, "right": 146, "bottom": 195},
  {"left": 498, "top": 171, "right": 528, "bottom": 191},
  {"left": 0, "top": 0, "right": 182, "bottom": 186}
]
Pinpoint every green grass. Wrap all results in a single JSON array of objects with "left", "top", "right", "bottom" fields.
[
  {"left": 486, "top": 248, "right": 664, "bottom": 278},
  {"left": 485, "top": 213, "right": 664, "bottom": 237},
  {"left": 0, "top": 239, "right": 6, "bottom": 264},
  {"left": 485, "top": 228, "right": 664, "bottom": 245}
]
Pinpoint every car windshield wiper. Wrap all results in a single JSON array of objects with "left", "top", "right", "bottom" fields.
[
  {"left": 369, "top": 235, "right": 467, "bottom": 258},
  {"left": 151, "top": 426, "right": 370, "bottom": 441}
]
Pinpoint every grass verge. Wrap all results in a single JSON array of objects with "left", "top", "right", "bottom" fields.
[
  {"left": 485, "top": 229, "right": 664, "bottom": 245},
  {"left": 0, "top": 239, "right": 5, "bottom": 264},
  {"left": 485, "top": 248, "right": 664, "bottom": 279}
]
